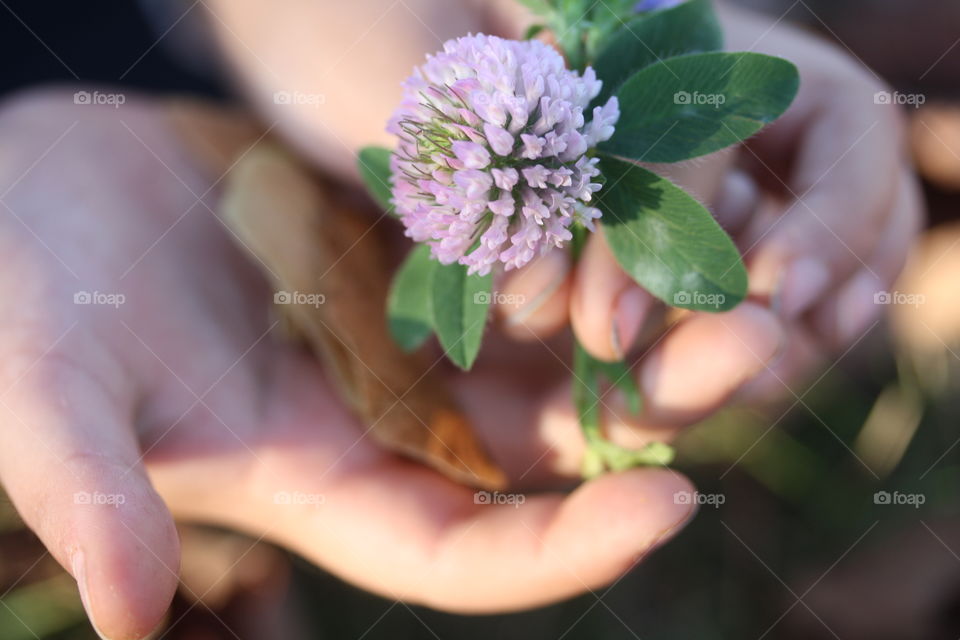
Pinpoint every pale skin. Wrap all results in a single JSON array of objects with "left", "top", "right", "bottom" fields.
[{"left": 0, "top": 2, "right": 923, "bottom": 639}]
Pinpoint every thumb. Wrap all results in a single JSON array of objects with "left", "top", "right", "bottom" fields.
[{"left": 0, "top": 348, "right": 179, "bottom": 640}]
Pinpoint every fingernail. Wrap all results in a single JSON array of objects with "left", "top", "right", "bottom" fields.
[
  {"left": 73, "top": 550, "right": 107, "bottom": 640},
  {"left": 628, "top": 503, "right": 698, "bottom": 569},
  {"left": 776, "top": 257, "right": 831, "bottom": 319},
  {"left": 73, "top": 550, "right": 165, "bottom": 640},
  {"left": 654, "top": 500, "right": 698, "bottom": 548},
  {"left": 622, "top": 473, "right": 699, "bottom": 571},
  {"left": 505, "top": 250, "right": 569, "bottom": 326},
  {"left": 611, "top": 287, "right": 649, "bottom": 359}
]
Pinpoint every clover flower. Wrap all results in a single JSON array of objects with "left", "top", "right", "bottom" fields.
[{"left": 388, "top": 34, "right": 619, "bottom": 275}]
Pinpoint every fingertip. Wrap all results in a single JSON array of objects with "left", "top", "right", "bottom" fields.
[
  {"left": 736, "top": 323, "right": 826, "bottom": 406},
  {"left": 814, "top": 269, "right": 886, "bottom": 350},
  {"left": 613, "top": 286, "right": 653, "bottom": 359},
  {"left": 497, "top": 249, "right": 571, "bottom": 340},
  {"left": 509, "top": 275, "right": 572, "bottom": 340},
  {"left": 571, "top": 309, "right": 619, "bottom": 362},
  {"left": 777, "top": 256, "right": 832, "bottom": 319},
  {"left": 571, "top": 234, "right": 636, "bottom": 362},
  {"left": 745, "top": 220, "right": 793, "bottom": 301},
  {"left": 565, "top": 468, "right": 695, "bottom": 530},
  {"left": 0, "top": 351, "right": 180, "bottom": 639},
  {"left": 641, "top": 303, "right": 785, "bottom": 425},
  {"left": 551, "top": 469, "right": 696, "bottom": 574},
  {"left": 71, "top": 486, "right": 180, "bottom": 640}
]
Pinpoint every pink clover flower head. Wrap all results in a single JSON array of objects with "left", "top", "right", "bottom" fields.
[{"left": 388, "top": 34, "right": 620, "bottom": 275}]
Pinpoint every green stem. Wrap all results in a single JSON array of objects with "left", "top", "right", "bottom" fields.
[{"left": 570, "top": 225, "right": 675, "bottom": 478}]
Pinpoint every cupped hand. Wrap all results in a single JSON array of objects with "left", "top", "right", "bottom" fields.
[
  {"left": 712, "top": 2, "right": 924, "bottom": 400},
  {"left": 0, "top": 90, "right": 698, "bottom": 640},
  {"left": 497, "top": 2, "right": 924, "bottom": 407},
  {"left": 202, "top": 0, "right": 921, "bottom": 357}
]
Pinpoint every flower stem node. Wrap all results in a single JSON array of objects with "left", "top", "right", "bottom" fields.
[{"left": 582, "top": 440, "right": 677, "bottom": 479}]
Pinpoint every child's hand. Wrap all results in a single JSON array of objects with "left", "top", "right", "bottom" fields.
[
  {"left": 713, "top": 2, "right": 924, "bottom": 401},
  {"left": 199, "top": 0, "right": 786, "bottom": 417},
  {"left": 498, "top": 2, "right": 923, "bottom": 404},
  {"left": 203, "top": 0, "right": 920, "bottom": 413},
  {"left": 0, "top": 90, "right": 696, "bottom": 639}
]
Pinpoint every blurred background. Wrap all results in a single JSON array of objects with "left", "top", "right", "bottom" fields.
[{"left": 1, "top": 1, "right": 959, "bottom": 638}]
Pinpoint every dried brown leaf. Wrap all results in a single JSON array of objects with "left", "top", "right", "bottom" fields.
[{"left": 217, "top": 143, "right": 506, "bottom": 490}]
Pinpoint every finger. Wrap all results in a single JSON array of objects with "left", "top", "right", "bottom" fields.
[
  {"left": 637, "top": 302, "right": 785, "bottom": 425},
  {"left": 571, "top": 232, "right": 654, "bottom": 362},
  {"left": 496, "top": 249, "right": 572, "bottom": 341},
  {"left": 593, "top": 301, "right": 785, "bottom": 459},
  {"left": 739, "top": 167, "right": 923, "bottom": 402},
  {"left": 0, "top": 339, "right": 178, "bottom": 640},
  {"left": 569, "top": 150, "right": 736, "bottom": 362},
  {"left": 269, "top": 464, "right": 694, "bottom": 612},
  {"left": 476, "top": 303, "right": 785, "bottom": 482},
  {"left": 812, "top": 167, "right": 925, "bottom": 349},
  {"left": 742, "top": 80, "right": 906, "bottom": 319},
  {"left": 157, "top": 354, "right": 697, "bottom": 613},
  {"left": 734, "top": 323, "right": 827, "bottom": 406}
]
